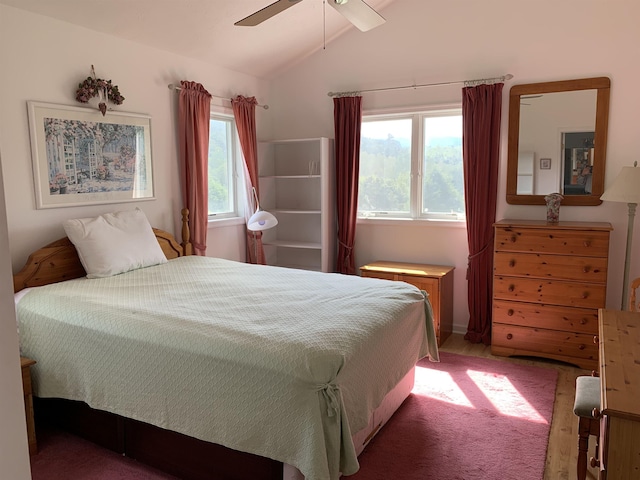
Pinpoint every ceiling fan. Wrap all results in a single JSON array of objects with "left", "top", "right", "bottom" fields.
[{"left": 235, "top": 0, "right": 386, "bottom": 32}]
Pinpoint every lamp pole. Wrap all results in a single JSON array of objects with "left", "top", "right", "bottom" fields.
[{"left": 621, "top": 202, "right": 637, "bottom": 310}]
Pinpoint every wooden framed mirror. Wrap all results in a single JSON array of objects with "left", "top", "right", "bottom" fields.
[{"left": 506, "top": 77, "right": 610, "bottom": 205}]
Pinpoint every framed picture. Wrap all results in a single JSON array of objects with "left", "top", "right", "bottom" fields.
[
  {"left": 540, "top": 158, "right": 552, "bottom": 170},
  {"left": 27, "top": 101, "right": 154, "bottom": 209}
]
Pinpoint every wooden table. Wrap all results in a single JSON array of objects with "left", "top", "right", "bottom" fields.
[
  {"left": 20, "top": 357, "right": 37, "bottom": 455},
  {"left": 596, "top": 309, "right": 640, "bottom": 479}
]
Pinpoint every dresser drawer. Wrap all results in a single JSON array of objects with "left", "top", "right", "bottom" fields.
[
  {"left": 495, "top": 227, "right": 610, "bottom": 257},
  {"left": 493, "top": 300, "right": 599, "bottom": 335},
  {"left": 494, "top": 251, "right": 608, "bottom": 283},
  {"left": 494, "top": 276, "right": 606, "bottom": 309},
  {"left": 492, "top": 323, "right": 598, "bottom": 365}
]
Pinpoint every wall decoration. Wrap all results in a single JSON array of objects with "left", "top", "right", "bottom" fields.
[
  {"left": 28, "top": 101, "right": 154, "bottom": 209},
  {"left": 75, "top": 65, "right": 125, "bottom": 115},
  {"left": 540, "top": 158, "right": 552, "bottom": 170}
]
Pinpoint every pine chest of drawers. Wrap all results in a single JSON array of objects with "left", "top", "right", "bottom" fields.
[{"left": 491, "top": 219, "right": 612, "bottom": 370}]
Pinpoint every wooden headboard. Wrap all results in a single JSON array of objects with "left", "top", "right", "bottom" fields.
[{"left": 13, "top": 209, "right": 192, "bottom": 293}]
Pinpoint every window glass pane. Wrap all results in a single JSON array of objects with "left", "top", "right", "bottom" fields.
[
  {"left": 208, "top": 118, "right": 233, "bottom": 215},
  {"left": 358, "top": 118, "right": 412, "bottom": 216},
  {"left": 422, "top": 115, "right": 464, "bottom": 216}
]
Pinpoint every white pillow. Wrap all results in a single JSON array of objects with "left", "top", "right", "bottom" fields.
[{"left": 63, "top": 208, "right": 167, "bottom": 278}]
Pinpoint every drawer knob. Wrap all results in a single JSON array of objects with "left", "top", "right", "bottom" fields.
[
  {"left": 592, "top": 407, "right": 601, "bottom": 419},
  {"left": 509, "top": 259, "right": 516, "bottom": 267},
  {"left": 584, "top": 240, "right": 591, "bottom": 247},
  {"left": 510, "top": 235, "right": 517, "bottom": 243},
  {"left": 581, "top": 292, "right": 589, "bottom": 299},
  {"left": 508, "top": 285, "right": 515, "bottom": 292},
  {"left": 507, "top": 309, "right": 514, "bottom": 316},
  {"left": 593, "top": 335, "right": 599, "bottom": 344},
  {"left": 583, "top": 266, "right": 591, "bottom": 273},
  {"left": 506, "top": 333, "right": 513, "bottom": 340},
  {"left": 580, "top": 318, "right": 588, "bottom": 325},
  {"left": 578, "top": 344, "right": 585, "bottom": 350},
  {"left": 590, "top": 457, "right": 600, "bottom": 469}
]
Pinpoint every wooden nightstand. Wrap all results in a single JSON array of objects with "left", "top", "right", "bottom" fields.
[
  {"left": 20, "top": 357, "right": 37, "bottom": 455},
  {"left": 360, "top": 261, "right": 454, "bottom": 346}
]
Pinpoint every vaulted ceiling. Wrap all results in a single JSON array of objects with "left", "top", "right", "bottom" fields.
[{"left": 0, "top": 0, "right": 398, "bottom": 79}]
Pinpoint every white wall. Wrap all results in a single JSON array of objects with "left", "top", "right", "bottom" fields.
[
  {"left": 0, "top": 152, "right": 31, "bottom": 478},
  {"left": 0, "top": 5, "right": 270, "bottom": 271},
  {"left": 267, "top": 0, "right": 640, "bottom": 331}
]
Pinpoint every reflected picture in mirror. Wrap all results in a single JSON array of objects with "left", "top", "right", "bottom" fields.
[{"left": 506, "top": 77, "right": 610, "bottom": 206}]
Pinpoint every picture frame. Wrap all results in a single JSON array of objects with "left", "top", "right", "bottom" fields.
[
  {"left": 27, "top": 101, "right": 154, "bottom": 209},
  {"left": 540, "top": 158, "right": 552, "bottom": 170}
]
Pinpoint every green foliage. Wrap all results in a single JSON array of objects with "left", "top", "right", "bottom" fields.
[
  {"left": 423, "top": 145, "right": 465, "bottom": 213},
  {"left": 359, "top": 134, "right": 464, "bottom": 215},
  {"left": 208, "top": 120, "right": 231, "bottom": 214}
]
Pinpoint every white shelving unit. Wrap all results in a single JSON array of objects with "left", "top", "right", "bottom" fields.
[{"left": 257, "top": 138, "right": 336, "bottom": 272}]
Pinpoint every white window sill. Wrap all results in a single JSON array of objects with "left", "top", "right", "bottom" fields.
[
  {"left": 356, "top": 217, "right": 467, "bottom": 228},
  {"left": 207, "top": 216, "right": 246, "bottom": 228}
]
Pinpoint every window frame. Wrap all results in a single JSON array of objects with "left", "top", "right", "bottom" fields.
[{"left": 358, "top": 105, "right": 465, "bottom": 223}]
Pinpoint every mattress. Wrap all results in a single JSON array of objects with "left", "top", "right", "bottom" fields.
[{"left": 16, "top": 256, "right": 438, "bottom": 480}]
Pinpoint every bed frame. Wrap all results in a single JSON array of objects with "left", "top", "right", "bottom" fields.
[
  {"left": 13, "top": 208, "right": 414, "bottom": 479},
  {"left": 13, "top": 209, "right": 192, "bottom": 293}
]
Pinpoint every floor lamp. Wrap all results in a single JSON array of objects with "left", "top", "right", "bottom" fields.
[
  {"left": 600, "top": 162, "right": 640, "bottom": 310},
  {"left": 247, "top": 187, "right": 278, "bottom": 264}
]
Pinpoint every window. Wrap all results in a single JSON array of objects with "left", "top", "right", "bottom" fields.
[
  {"left": 358, "top": 109, "right": 464, "bottom": 220},
  {"left": 208, "top": 113, "right": 238, "bottom": 218}
]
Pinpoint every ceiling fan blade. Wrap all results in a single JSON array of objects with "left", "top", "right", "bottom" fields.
[
  {"left": 328, "top": 0, "right": 386, "bottom": 32},
  {"left": 235, "top": 0, "right": 304, "bottom": 27}
]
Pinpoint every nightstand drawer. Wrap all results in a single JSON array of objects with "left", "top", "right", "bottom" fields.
[
  {"left": 360, "top": 261, "right": 454, "bottom": 347},
  {"left": 20, "top": 357, "right": 37, "bottom": 455}
]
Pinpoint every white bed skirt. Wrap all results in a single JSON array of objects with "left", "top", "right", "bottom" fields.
[{"left": 283, "top": 366, "right": 416, "bottom": 479}]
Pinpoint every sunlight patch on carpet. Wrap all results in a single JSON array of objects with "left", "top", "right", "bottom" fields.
[
  {"left": 466, "top": 369, "right": 548, "bottom": 423},
  {"left": 413, "top": 365, "right": 473, "bottom": 407}
]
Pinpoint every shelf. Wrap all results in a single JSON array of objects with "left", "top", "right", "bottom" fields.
[
  {"left": 258, "top": 137, "right": 335, "bottom": 272},
  {"left": 263, "top": 240, "right": 322, "bottom": 249}
]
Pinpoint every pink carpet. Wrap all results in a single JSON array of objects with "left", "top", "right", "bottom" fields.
[
  {"left": 345, "top": 351, "right": 558, "bottom": 480},
  {"left": 31, "top": 352, "right": 557, "bottom": 479}
]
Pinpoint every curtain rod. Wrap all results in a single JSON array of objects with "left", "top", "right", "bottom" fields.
[
  {"left": 168, "top": 84, "right": 269, "bottom": 110},
  {"left": 327, "top": 74, "right": 514, "bottom": 97}
]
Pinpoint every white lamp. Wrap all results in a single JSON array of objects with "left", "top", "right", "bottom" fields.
[
  {"left": 247, "top": 187, "right": 278, "bottom": 262},
  {"left": 600, "top": 161, "right": 640, "bottom": 310}
]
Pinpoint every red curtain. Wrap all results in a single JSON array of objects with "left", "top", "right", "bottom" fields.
[
  {"left": 231, "top": 95, "right": 265, "bottom": 264},
  {"left": 462, "top": 83, "right": 503, "bottom": 345},
  {"left": 178, "top": 81, "right": 211, "bottom": 256},
  {"left": 333, "top": 96, "right": 363, "bottom": 275}
]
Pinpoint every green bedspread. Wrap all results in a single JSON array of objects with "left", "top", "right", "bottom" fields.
[{"left": 17, "top": 256, "right": 438, "bottom": 479}]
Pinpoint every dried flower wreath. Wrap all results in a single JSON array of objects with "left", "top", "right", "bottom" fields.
[{"left": 75, "top": 65, "right": 125, "bottom": 115}]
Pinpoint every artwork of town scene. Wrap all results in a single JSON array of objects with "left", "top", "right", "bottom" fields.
[{"left": 43, "top": 116, "right": 149, "bottom": 197}]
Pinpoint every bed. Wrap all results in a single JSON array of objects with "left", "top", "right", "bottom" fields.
[{"left": 13, "top": 209, "right": 438, "bottom": 480}]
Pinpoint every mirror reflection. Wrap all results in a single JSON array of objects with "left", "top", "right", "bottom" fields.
[
  {"left": 506, "top": 77, "right": 610, "bottom": 206},
  {"left": 517, "top": 90, "right": 596, "bottom": 196}
]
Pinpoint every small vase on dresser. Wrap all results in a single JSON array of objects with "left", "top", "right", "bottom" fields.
[{"left": 491, "top": 219, "right": 612, "bottom": 370}]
